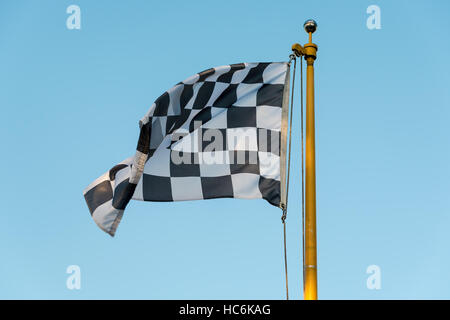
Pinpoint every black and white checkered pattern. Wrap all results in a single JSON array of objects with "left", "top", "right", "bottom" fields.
[{"left": 84, "top": 62, "right": 290, "bottom": 236}]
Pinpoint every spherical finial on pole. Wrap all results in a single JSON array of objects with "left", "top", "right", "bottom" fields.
[{"left": 303, "top": 19, "right": 317, "bottom": 34}]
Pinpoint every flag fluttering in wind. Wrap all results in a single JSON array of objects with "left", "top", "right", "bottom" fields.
[{"left": 84, "top": 62, "right": 290, "bottom": 236}]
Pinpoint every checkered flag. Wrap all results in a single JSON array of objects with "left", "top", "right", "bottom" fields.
[{"left": 84, "top": 62, "right": 290, "bottom": 236}]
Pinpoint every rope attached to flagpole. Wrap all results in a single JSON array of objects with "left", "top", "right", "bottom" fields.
[
  {"left": 282, "top": 50, "right": 305, "bottom": 300},
  {"left": 290, "top": 41, "right": 307, "bottom": 299},
  {"left": 281, "top": 54, "right": 298, "bottom": 300}
]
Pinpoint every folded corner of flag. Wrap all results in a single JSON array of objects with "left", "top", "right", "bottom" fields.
[
  {"left": 83, "top": 171, "right": 124, "bottom": 237},
  {"left": 83, "top": 155, "right": 143, "bottom": 236}
]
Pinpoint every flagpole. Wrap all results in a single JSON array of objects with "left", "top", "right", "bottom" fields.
[{"left": 302, "top": 19, "right": 318, "bottom": 300}]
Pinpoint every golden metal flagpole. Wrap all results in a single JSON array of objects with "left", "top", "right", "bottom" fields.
[
  {"left": 292, "top": 19, "right": 318, "bottom": 300},
  {"left": 303, "top": 19, "right": 318, "bottom": 300}
]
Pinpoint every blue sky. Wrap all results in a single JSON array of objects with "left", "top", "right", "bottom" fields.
[{"left": 0, "top": 0, "right": 449, "bottom": 299}]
